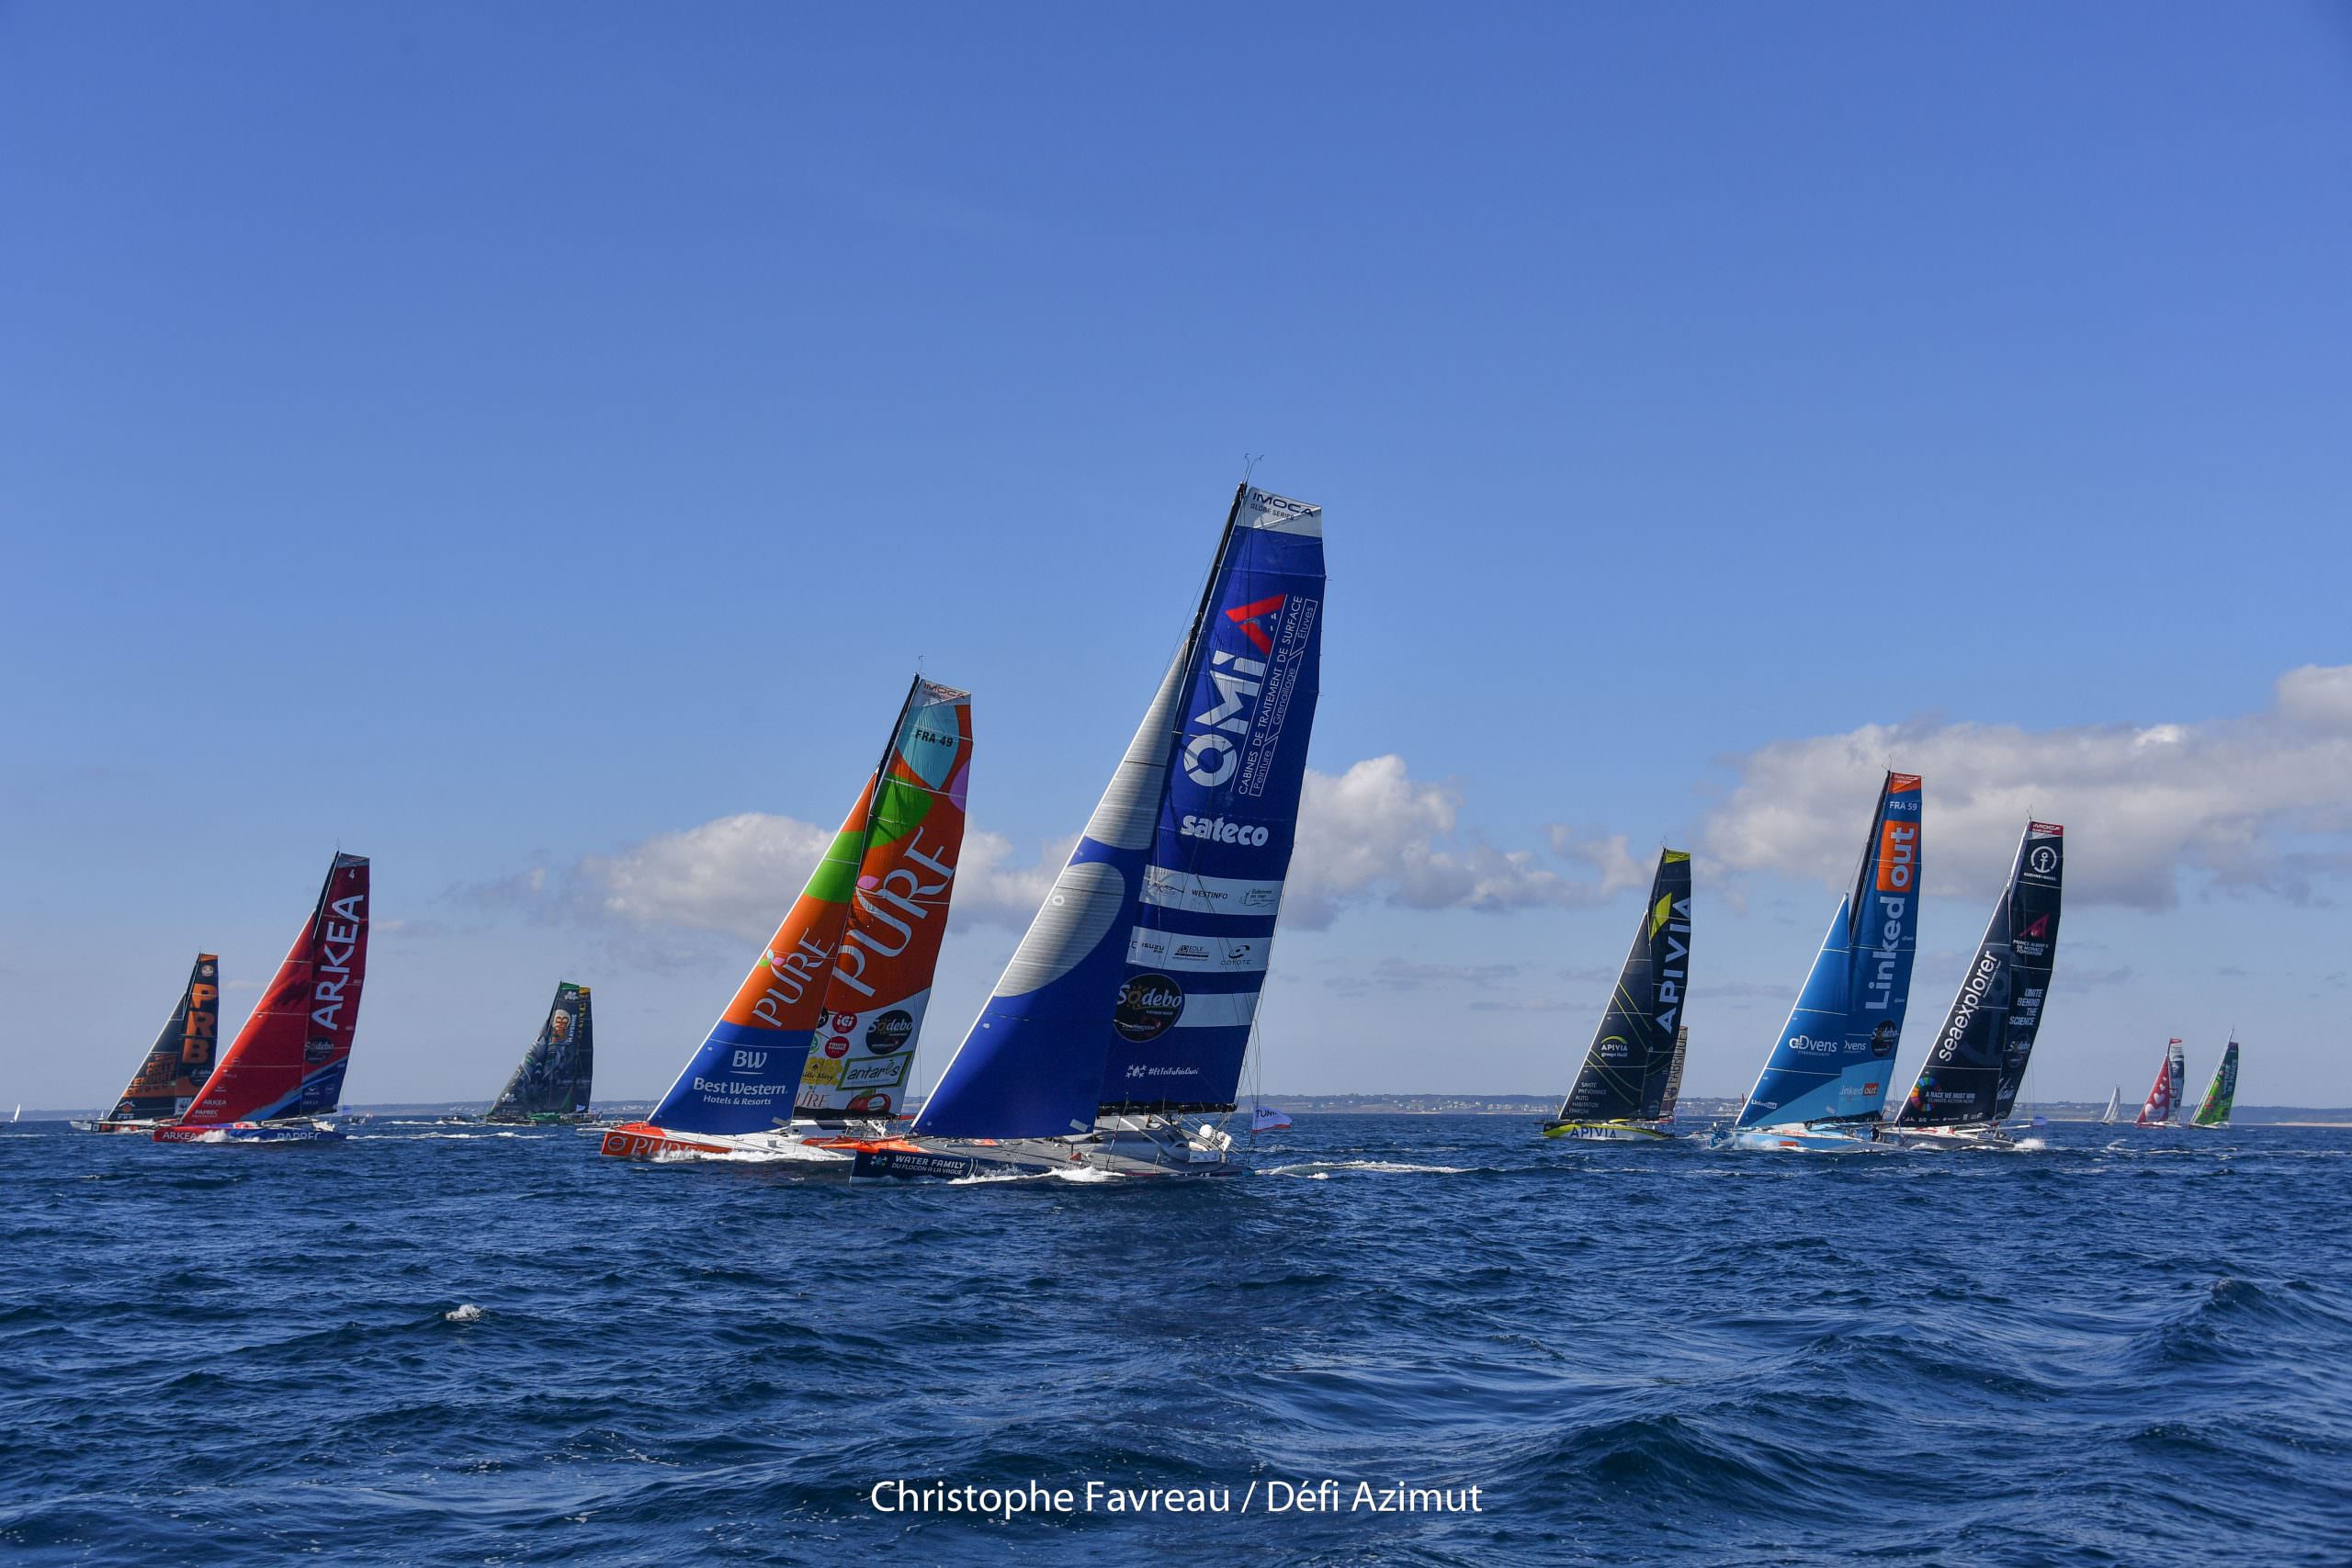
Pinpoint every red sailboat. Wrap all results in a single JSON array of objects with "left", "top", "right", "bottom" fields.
[{"left": 154, "top": 853, "right": 370, "bottom": 1145}]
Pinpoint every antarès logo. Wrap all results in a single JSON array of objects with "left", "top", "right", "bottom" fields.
[
  {"left": 1114, "top": 973, "right": 1185, "bottom": 1043},
  {"left": 1180, "top": 814, "right": 1270, "bottom": 846}
]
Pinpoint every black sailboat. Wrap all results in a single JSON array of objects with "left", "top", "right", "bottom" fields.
[
  {"left": 1889, "top": 821, "right": 2064, "bottom": 1144},
  {"left": 1544, "top": 850, "right": 1691, "bottom": 1142},
  {"left": 485, "top": 981, "right": 595, "bottom": 1123}
]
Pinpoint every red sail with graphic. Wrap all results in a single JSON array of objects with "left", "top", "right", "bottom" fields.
[
  {"left": 176, "top": 854, "right": 371, "bottom": 1125},
  {"left": 2135, "top": 1037, "right": 2182, "bottom": 1128}
]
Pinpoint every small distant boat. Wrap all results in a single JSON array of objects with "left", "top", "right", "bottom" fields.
[
  {"left": 1719, "top": 773, "right": 1921, "bottom": 1153},
  {"left": 2133, "top": 1038, "right": 2186, "bottom": 1128},
  {"left": 153, "top": 854, "right": 369, "bottom": 1145},
  {"left": 71, "top": 953, "right": 222, "bottom": 1134},
  {"left": 854, "top": 485, "right": 1326, "bottom": 1183},
  {"left": 1544, "top": 849, "right": 1691, "bottom": 1143},
  {"left": 601, "top": 677, "right": 972, "bottom": 1164},
  {"left": 1885, "top": 821, "right": 2064, "bottom": 1149},
  {"left": 2191, "top": 1040, "right": 2239, "bottom": 1128},
  {"left": 2099, "top": 1086, "right": 2122, "bottom": 1124},
  {"left": 1251, "top": 1106, "right": 1293, "bottom": 1133},
  {"left": 484, "top": 982, "right": 595, "bottom": 1123}
]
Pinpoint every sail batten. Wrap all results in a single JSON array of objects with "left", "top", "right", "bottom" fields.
[
  {"left": 1894, "top": 822, "right": 2063, "bottom": 1128},
  {"left": 178, "top": 855, "right": 370, "bottom": 1125},
  {"left": 916, "top": 485, "right": 1326, "bottom": 1139},
  {"left": 1555, "top": 851, "right": 1692, "bottom": 1123},
  {"left": 1735, "top": 773, "right": 1921, "bottom": 1130}
]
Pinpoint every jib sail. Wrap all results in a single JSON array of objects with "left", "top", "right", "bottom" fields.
[
  {"left": 1894, "top": 821, "right": 2064, "bottom": 1129},
  {"left": 488, "top": 982, "right": 594, "bottom": 1120},
  {"left": 794, "top": 679, "right": 974, "bottom": 1123},
  {"left": 1555, "top": 851, "right": 1692, "bottom": 1123},
  {"left": 647, "top": 676, "right": 969, "bottom": 1136},
  {"left": 2137, "top": 1039, "right": 2184, "bottom": 1126},
  {"left": 917, "top": 486, "right": 1325, "bottom": 1138},
  {"left": 179, "top": 855, "right": 369, "bottom": 1125},
  {"left": 110, "top": 953, "right": 221, "bottom": 1121},
  {"left": 2193, "top": 1040, "right": 2239, "bottom": 1126},
  {"left": 1734, "top": 773, "right": 1921, "bottom": 1130}
]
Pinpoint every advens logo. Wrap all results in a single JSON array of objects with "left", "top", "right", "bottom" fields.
[{"left": 1182, "top": 591, "right": 1318, "bottom": 795}]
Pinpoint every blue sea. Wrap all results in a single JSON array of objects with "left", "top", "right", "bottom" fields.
[{"left": 5, "top": 1114, "right": 2349, "bottom": 1565}]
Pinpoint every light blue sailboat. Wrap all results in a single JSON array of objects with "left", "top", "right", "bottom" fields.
[{"left": 1720, "top": 772, "right": 1922, "bottom": 1153}]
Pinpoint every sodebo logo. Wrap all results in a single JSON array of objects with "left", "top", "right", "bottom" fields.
[{"left": 1180, "top": 814, "right": 1270, "bottom": 847}]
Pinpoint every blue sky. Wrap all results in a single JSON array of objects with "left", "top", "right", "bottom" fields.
[{"left": 5, "top": 4, "right": 2347, "bottom": 1111}]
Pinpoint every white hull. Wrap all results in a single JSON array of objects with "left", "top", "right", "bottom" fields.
[
  {"left": 1718, "top": 1122, "right": 1891, "bottom": 1154},
  {"left": 597, "top": 1119, "right": 885, "bottom": 1165},
  {"left": 853, "top": 1115, "right": 1241, "bottom": 1183}
]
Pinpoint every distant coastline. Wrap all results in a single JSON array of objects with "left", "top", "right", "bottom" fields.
[{"left": 10, "top": 1096, "right": 2350, "bottom": 1127}]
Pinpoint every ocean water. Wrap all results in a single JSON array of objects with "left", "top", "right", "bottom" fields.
[{"left": 4, "top": 1115, "right": 2349, "bottom": 1566}]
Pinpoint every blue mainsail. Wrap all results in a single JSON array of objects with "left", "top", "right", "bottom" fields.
[
  {"left": 916, "top": 486, "right": 1326, "bottom": 1138},
  {"left": 1735, "top": 772, "right": 1922, "bottom": 1129},
  {"left": 1101, "top": 494, "right": 1325, "bottom": 1113}
]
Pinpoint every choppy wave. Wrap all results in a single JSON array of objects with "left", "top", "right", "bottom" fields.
[{"left": 3, "top": 1118, "right": 2348, "bottom": 1565}]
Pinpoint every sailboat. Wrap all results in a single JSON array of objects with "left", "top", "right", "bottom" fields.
[
  {"left": 71, "top": 953, "right": 222, "bottom": 1134},
  {"left": 484, "top": 982, "right": 595, "bottom": 1123},
  {"left": 153, "top": 854, "right": 370, "bottom": 1144},
  {"left": 599, "top": 676, "right": 972, "bottom": 1163},
  {"left": 1720, "top": 773, "right": 1922, "bottom": 1153},
  {"left": 1885, "top": 821, "right": 2064, "bottom": 1147},
  {"left": 2133, "top": 1038, "right": 2186, "bottom": 1128},
  {"left": 2099, "top": 1086, "right": 2122, "bottom": 1124},
  {"left": 854, "top": 484, "right": 1326, "bottom": 1182},
  {"left": 1543, "top": 849, "right": 1692, "bottom": 1141},
  {"left": 2192, "top": 1040, "right": 2240, "bottom": 1128}
]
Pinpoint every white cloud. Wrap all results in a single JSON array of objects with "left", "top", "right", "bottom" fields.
[
  {"left": 1702, "top": 665, "right": 2352, "bottom": 908},
  {"left": 1285, "top": 755, "right": 1643, "bottom": 929},
  {"left": 469, "top": 754, "right": 1619, "bottom": 943}
]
